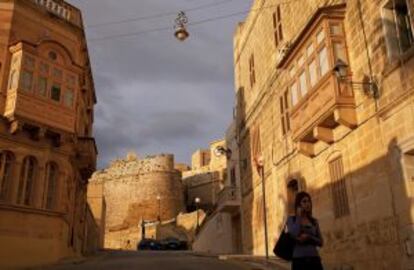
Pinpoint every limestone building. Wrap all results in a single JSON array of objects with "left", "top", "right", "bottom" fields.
[
  {"left": 88, "top": 153, "right": 184, "bottom": 250},
  {"left": 233, "top": 0, "right": 414, "bottom": 269},
  {"left": 183, "top": 140, "right": 227, "bottom": 211},
  {"left": 0, "top": 0, "right": 97, "bottom": 268}
]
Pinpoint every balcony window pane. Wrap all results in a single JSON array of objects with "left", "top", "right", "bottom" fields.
[
  {"left": 330, "top": 24, "right": 343, "bottom": 36},
  {"left": 37, "top": 77, "right": 47, "bottom": 97},
  {"left": 40, "top": 62, "right": 49, "bottom": 74},
  {"left": 64, "top": 89, "right": 74, "bottom": 107},
  {"left": 53, "top": 68, "right": 62, "bottom": 80},
  {"left": 333, "top": 42, "right": 347, "bottom": 63},
  {"left": 309, "top": 59, "right": 318, "bottom": 87},
  {"left": 318, "top": 46, "right": 329, "bottom": 76},
  {"left": 51, "top": 84, "right": 61, "bottom": 101},
  {"left": 66, "top": 74, "right": 76, "bottom": 86},
  {"left": 299, "top": 71, "right": 308, "bottom": 96},
  {"left": 24, "top": 56, "right": 35, "bottom": 70},
  {"left": 298, "top": 54, "right": 305, "bottom": 66},
  {"left": 291, "top": 82, "right": 298, "bottom": 106},
  {"left": 317, "top": 29, "right": 325, "bottom": 44},
  {"left": 289, "top": 66, "right": 296, "bottom": 78},
  {"left": 21, "top": 71, "right": 33, "bottom": 92},
  {"left": 307, "top": 43, "right": 314, "bottom": 56}
]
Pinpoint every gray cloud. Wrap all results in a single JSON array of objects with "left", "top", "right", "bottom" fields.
[{"left": 68, "top": 0, "right": 250, "bottom": 168}]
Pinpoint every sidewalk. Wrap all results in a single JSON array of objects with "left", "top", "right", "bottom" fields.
[{"left": 192, "top": 252, "right": 290, "bottom": 270}]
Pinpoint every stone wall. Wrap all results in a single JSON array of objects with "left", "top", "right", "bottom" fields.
[
  {"left": 233, "top": 0, "right": 414, "bottom": 269},
  {"left": 89, "top": 153, "right": 185, "bottom": 250}
]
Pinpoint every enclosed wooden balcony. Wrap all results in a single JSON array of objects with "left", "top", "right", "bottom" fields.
[
  {"left": 4, "top": 90, "right": 76, "bottom": 134},
  {"left": 290, "top": 74, "right": 356, "bottom": 157},
  {"left": 216, "top": 186, "right": 240, "bottom": 214},
  {"left": 76, "top": 137, "right": 97, "bottom": 179}
]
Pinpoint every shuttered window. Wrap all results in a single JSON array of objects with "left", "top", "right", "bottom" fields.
[
  {"left": 329, "top": 157, "right": 350, "bottom": 218},
  {"left": 249, "top": 54, "right": 256, "bottom": 88},
  {"left": 273, "top": 5, "right": 283, "bottom": 47}
]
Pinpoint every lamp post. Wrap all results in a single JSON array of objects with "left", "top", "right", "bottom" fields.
[
  {"left": 194, "top": 197, "right": 201, "bottom": 229},
  {"left": 256, "top": 157, "right": 269, "bottom": 260},
  {"left": 156, "top": 195, "right": 161, "bottom": 222}
]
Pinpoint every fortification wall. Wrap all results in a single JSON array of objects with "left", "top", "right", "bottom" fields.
[{"left": 89, "top": 153, "right": 184, "bottom": 249}]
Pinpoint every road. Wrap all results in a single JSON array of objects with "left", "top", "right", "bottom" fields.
[{"left": 28, "top": 250, "right": 267, "bottom": 270}]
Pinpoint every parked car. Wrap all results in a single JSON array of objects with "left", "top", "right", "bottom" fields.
[
  {"left": 160, "top": 237, "right": 188, "bottom": 250},
  {"left": 137, "top": 238, "right": 161, "bottom": 250}
]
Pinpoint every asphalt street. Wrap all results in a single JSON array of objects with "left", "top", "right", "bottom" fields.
[{"left": 26, "top": 250, "right": 271, "bottom": 270}]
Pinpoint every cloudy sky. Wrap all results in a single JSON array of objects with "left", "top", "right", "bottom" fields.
[{"left": 66, "top": 0, "right": 252, "bottom": 168}]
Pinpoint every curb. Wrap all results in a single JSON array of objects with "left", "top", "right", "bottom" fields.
[{"left": 219, "top": 255, "right": 290, "bottom": 270}]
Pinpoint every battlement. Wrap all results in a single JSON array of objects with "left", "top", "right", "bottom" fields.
[{"left": 29, "top": 0, "right": 83, "bottom": 28}]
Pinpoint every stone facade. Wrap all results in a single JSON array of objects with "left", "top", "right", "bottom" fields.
[
  {"left": 183, "top": 140, "right": 227, "bottom": 211},
  {"left": 233, "top": 0, "right": 414, "bottom": 269},
  {"left": 88, "top": 153, "right": 184, "bottom": 250},
  {"left": 0, "top": 0, "right": 97, "bottom": 268}
]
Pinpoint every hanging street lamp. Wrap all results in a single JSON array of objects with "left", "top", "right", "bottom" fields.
[{"left": 174, "top": 11, "right": 189, "bottom": 41}]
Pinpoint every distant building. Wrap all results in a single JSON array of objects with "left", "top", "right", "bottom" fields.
[
  {"left": 88, "top": 153, "right": 184, "bottom": 250},
  {"left": 183, "top": 140, "right": 227, "bottom": 211},
  {"left": 0, "top": 0, "right": 97, "bottom": 268},
  {"left": 233, "top": 0, "right": 414, "bottom": 269}
]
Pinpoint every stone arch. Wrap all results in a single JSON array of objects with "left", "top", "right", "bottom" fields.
[
  {"left": 37, "top": 40, "right": 75, "bottom": 67},
  {"left": 0, "top": 150, "right": 15, "bottom": 202}
]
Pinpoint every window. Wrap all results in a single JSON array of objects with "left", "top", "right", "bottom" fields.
[
  {"left": 273, "top": 5, "right": 283, "bottom": 47},
  {"left": 299, "top": 71, "right": 308, "bottom": 96},
  {"left": 53, "top": 68, "right": 63, "bottom": 80},
  {"left": 329, "top": 156, "right": 350, "bottom": 218},
  {"left": 291, "top": 82, "right": 298, "bottom": 106},
  {"left": 318, "top": 47, "right": 329, "bottom": 76},
  {"left": 51, "top": 84, "right": 61, "bottom": 101},
  {"left": 37, "top": 76, "right": 48, "bottom": 97},
  {"left": 251, "top": 126, "right": 262, "bottom": 169},
  {"left": 288, "top": 21, "right": 346, "bottom": 107},
  {"left": 40, "top": 62, "right": 49, "bottom": 74},
  {"left": 0, "top": 151, "right": 14, "bottom": 202},
  {"left": 249, "top": 54, "right": 256, "bottom": 88},
  {"left": 48, "top": 51, "right": 57, "bottom": 61},
  {"left": 309, "top": 59, "right": 318, "bottom": 86},
  {"left": 17, "top": 156, "right": 37, "bottom": 206},
  {"left": 45, "top": 162, "right": 58, "bottom": 210},
  {"left": 64, "top": 89, "right": 74, "bottom": 107},
  {"left": 230, "top": 167, "right": 236, "bottom": 187},
  {"left": 280, "top": 89, "right": 290, "bottom": 135},
  {"left": 382, "top": 0, "right": 414, "bottom": 60},
  {"left": 21, "top": 70, "right": 33, "bottom": 91}
]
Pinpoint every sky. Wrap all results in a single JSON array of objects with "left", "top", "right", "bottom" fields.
[{"left": 66, "top": 0, "right": 252, "bottom": 169}]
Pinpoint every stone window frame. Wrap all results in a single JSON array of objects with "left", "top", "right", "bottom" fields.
[
  {"left": 381, "top": 0, "right": 414, "bottom": 62},
  {"left": 17, "top": 156, "right": 38, "bottom": 207},
  {"left": 273, "top": 5, "right": 283, "bottom": 48},
  {"left": 0, "top": 151, "right": 14, "bottom": 202},
  {"left": 44, "top": 161, "right": 59, "bottom": 210},
  {"left": 287, "top": 19, "right": 348, "bottom": 108}
]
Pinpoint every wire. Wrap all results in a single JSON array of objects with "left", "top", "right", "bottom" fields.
[
  {"left": 88, "top": 1, "right": 299, "bottom": 42},
  {"left": 87, "top": 0, "right": 237, "bottom": 28}
]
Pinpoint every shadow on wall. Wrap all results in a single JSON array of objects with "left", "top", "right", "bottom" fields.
[{"left": 291, "top": 138, "right": 414, "bottom": 270}]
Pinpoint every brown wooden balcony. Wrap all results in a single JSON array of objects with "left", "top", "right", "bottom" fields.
[
  {"left": 4, "top": 90, "right": 76, "bottom": 134},
  {"left": 216, "top": 186, "right": 240, "bottom": 214},
  {"left": 290, "top": 73, "right": 357, "bottom": 157},
  {"left": 76, "top": 137, "right": 97, "bottom": 179}
]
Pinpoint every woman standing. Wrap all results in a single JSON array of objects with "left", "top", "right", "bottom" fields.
[{"left": 287, "top": 191, "right": 324, "bottom": 270}]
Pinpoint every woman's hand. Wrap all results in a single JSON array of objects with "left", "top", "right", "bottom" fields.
[{"left": 297, "top": 233, "right": 310, "bottom": 243}]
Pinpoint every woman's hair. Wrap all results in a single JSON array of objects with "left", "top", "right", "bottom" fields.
[{"left": 294, "top": 191, "right": 316, "bottom": 223}]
